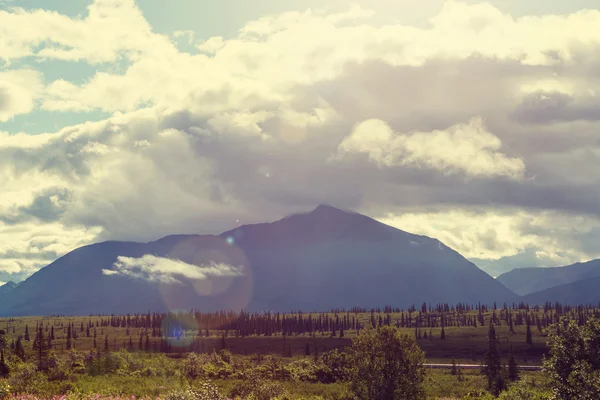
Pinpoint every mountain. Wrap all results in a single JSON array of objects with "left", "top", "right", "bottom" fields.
[
  {"left": 496, "top": 259, "right": 600, "bottom": 296},
  {"left": 0, "top": 205, "right": 515, "bottom": 316},
  {"left": 0, "top": 281, "right": 17, "bottom": 295},
  {"left": 520, "top": 276, "right": 600, "bottom": 305}
]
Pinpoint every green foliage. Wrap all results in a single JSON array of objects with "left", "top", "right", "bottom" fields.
[
  {"left": 0, "top": 382, "right": 10, "bottom": 400},
  {"left": 497, "top": 381, "right": 551, "bottom": 400},
  {"left": 315, "top": 349, "right": 350, "bottom": 383},
  {"left": 481, "top": 323, "right": 505, "bottom": 396},
  {"left": 230, "top": 371, "right": 289, "bottom": 400},
  {"left": 507, "top": 346, "right": 519, "bottom": 382},
  {"left": 165, "top": 382, "right": 223, "bottom": 400},
  {"left": 348, "top": 325, "right": 426, "bottom": 400},
  {"left": 543, "top": 318, "right": 600, "bottom": 400}
]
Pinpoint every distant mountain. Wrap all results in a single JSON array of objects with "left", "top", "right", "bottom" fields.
[
  {"left": 520, "top": 276, "right": 600, "bottom": 306},
  {"left": 496, "top": 259, "right": 600, "bottom": 296},
  {"left": 0, "top": 281, "right": 17, "bottom": 295},
  {"left": 0, "top": 205, "right": 515, "bottom": 316}
]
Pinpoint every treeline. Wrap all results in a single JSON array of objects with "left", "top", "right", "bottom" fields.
[{"left": 3, "top": 301, "right": 600, "bottom": 356}]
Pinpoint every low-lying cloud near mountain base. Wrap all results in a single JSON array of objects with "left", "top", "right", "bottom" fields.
[{"left": 102, "top": 255, "right": 244, "bottom": 284}]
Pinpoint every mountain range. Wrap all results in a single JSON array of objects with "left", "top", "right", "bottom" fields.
[
  {"left": 0, "top": 205, "right": 515, "bottom": 316},
  {"left": 1, "top": 205, "right": 599, "bottom": 316},
  {"left": 496, "top": 259, "right": 600, "bottom": 296}
]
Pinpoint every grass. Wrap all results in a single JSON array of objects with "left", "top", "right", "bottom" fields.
[{"left": 0, "top": 311, "right": 551, "bottom": 364}]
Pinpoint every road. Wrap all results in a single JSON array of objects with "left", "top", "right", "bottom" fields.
[{"left": 425, "top": 363, "right": 542, "bottom": 371}]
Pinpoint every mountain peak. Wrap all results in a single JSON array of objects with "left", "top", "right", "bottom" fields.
[{"left": 311, "top": 204, "right": 351, "bottom": 215}]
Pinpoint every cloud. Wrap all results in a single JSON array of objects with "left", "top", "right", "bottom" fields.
[
  {"left": 334, "top": 117, "right": 525, "bottom": 180},
  {"left": 0, "top": 69, "right": 43, "bottom": 121},
  {"left": 102, "top": 255, "right": 244, "bottom": 284},
  {"left": 378, "top": 208, "right": 600, "bottom": 275},
  {"left": 1, "top": 0, "right": 600, "bottom": 279},
  {"left": 0, "top": 0, "right": 175, "bottom": 63}
]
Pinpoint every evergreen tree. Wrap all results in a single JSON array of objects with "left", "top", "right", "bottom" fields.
[
  {"left": 441, "top": 326, "right": 446, "bottom": 340},
  {"left": 139, "top": 334, "right": 143, "bottom": 351},
  {"left": 24, "top": 325, "right": 30, "bottom": 341},
  {"left": 66, "top": 325, "right": 72, "bottom": 350},
  {"left": 305, "top": 342, "right": 310, "bottom": 356},
  {"left": 128, "top": 336, "right": 133, "bottom": 350},
  {"left": 0, "top": 351, "right": 9, "bottom": 378},
  {"left": 507, "top": 345, "right": 519, "bottom": 382},
  {"left": 451, "top": 359, "right": 458, "bottom": 376},
  {"left": 481, "top": 323, "right": 504, "bottom": 396},
  {"left": 15, "top": 336, "right": 25, "bottom": 360},
  {"left": 145, "top": 335, "right": 150, "bottom": 352},
  {"left": 526, "top": 319, "right": 533, "bottom": 345},
  {"left": 33, "top": 326, "right": 49, "bottom": 371},
  {"left": 104, "top": 335, "right": 109, "bottom": 351}
]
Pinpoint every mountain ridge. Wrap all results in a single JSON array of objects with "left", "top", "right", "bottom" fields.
[
  {"left": 0, "top": 205, "right": 515, "bottom": 316},
  {"left": 497, "top": 259, "right": 600, "bottom": 296}
]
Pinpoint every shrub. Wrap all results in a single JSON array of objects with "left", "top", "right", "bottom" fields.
[
  {"left": 543, "top": 318, "right": 600, "bottom": 400},
  {"left": 230, "top": 371, "right": 289, "bottom": 400},
  {"left": 0, "top": 382, "right": 10, "bottom": 400},
  {"left": 348, "top": 326, "right": 426, "bottom": 400},
  {"left": 166, "top": 382, "right": 223, "bottom": 400}
]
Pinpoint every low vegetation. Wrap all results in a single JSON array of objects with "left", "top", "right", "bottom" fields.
[{"left": 0, "top": 304, "right": 598, "bottom": 398}]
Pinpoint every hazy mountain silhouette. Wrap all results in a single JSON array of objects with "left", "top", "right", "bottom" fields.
[
  {"left": 0, "top": 205, "right": 515, "bottom": 316},
  {"left": 520, "top": 276, "right": 600, "bottom": 305},
  {"left": 496, "top": 259, "right": 600, "bottom": 296},
  {"left": 0, "top": 281, "right": 17, "bottom": 296}
]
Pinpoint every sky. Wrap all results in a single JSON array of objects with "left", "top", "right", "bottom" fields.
[{"left": 1, "top": 0, "right": 600, "bottom": 284}]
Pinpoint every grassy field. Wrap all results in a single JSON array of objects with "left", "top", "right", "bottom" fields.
[
  {"left": 0, "top": 310, "right": 552, "bottom": 364},
  {"left": 0, "top": 307, "right": 584, "bottom": 398}
]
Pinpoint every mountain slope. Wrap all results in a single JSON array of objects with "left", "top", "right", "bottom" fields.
[
  {"left": 520, "top": 276, "right": 600, "bottom": 305},
  {"left": 0, "top": 281, "right": 17, "bottom": 296},
  {"left": 0, "top": 205, "right": 514, "bottom": 316},
  {"left": 496, "top": 259, "right": 600, "bottom": 296}
]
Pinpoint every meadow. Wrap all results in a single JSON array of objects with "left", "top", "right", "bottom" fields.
[{"left": 1, "top": 302, "right": 594, "bottom": 399}]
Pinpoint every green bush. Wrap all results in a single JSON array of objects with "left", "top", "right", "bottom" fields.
[
  {"left": 166, "top": 382, "right": 223, "bottom": 400},
  {"left": 230, "top": 371, "right": 289, "bottom": 400}
]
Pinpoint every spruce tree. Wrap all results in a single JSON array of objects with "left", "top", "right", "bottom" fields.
[
  {"left": 15, "top": 336, "right": 25, "bottom": 360},
  {"left": 451, "top": 359, "right": 458, "bottom": 375},
  {"left": 24, "top": 325, "right": 30, "bottom": 341},
  {"left": 526, "top": 319, "right": 533, "bottom": 345},
  {"left": 507, "top": 345, "right": 519, "bottom": 382},
  {"left": 145, "top": 335, "right": 150, "bottom": 352},
  {"left": 481, "top": 323, "right": 504, "bottom": 396},
  {"left": 66, "top": 325, "right": 72, "bottom": 350},
  {"left": 0, "top": 351, "right": 9, "bottom": 378},
  {"left": 33, "top": 326, "right": 49, "bottom": 371},
  {"left": 104, "top": 335, "right": 109, "bottom": 351}
]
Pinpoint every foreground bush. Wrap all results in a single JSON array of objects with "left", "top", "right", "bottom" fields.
[
  {"left": 348, "top": 325, "right": 426, "bottom": 400},
  {"left": 543, "top": 318, "right": 600, "bottom": 400}
]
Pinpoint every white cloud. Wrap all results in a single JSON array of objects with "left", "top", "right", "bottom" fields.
[
  {"left": 1, "top": 1, "right": 600, "bottom": 280},
  {"left": 173, "top": 30, "right": 195, "bottom": 45},
  {"left": 0, "top": 221, "right": 101, "bottom": 276},
  {"left": 0, "top": 0, "right": 175, "bottom": 64},
  {"left": 379, "top": 208, "right": 600, "bottom": 267},
  {"left": 0, "top": 69, "right": 43, "bottom": 121},
  {"left": 334, "top": 117, "right": 525, "bottom": 180},
  {"left": 102, "top": 254, "right": 244, "bottom": 284},
  {"left": 196, "top": 36, "right": 225, "bottom": 54}
]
